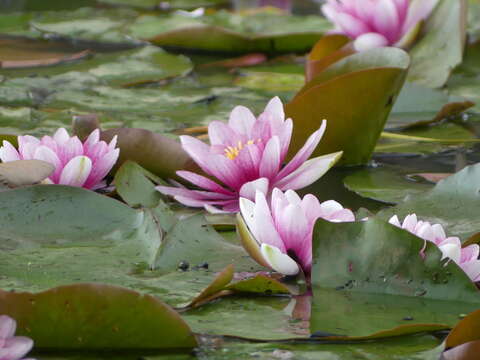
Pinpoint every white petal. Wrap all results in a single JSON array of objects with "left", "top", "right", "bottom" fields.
[
  {"left": 261, "top": 243, "right": 299, "bottom": 276},
  {"left": 59, "top": 155, "right": 92, "bottom": 187}
]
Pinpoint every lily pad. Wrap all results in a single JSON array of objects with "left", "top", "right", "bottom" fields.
[
  {"left": 309, "top": 217, "right": 479, "bottom": 338},
  {"left": 98, "top": 0, "right": 227, "bottom": 10},
  {"left": 343, "top": 165, "right": 433, "bottom": 204},
  {"left": 285, "top": 47, "right": 409, "bottom": 165},
  {"left": 378, "top": 163, "right": 480, "bottom": 240},
  {"left": 388, "top": 82, "right": 474, "bottom": 129},
  {"left": 133, "top": 10, "right": 332, "bottom": 54},
  {"left": 408, "top": 0, "right": 468, "bottom": 88},
  {"left": 0, "top": 283, "right": 197, "bottom": 349}
]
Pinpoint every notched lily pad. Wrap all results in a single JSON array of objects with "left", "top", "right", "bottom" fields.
[{"left": 0, "top": 283, "right": 197, "bottom": 349}]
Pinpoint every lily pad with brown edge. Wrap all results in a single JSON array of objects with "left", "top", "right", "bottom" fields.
[
  {"left": 285, "top": 47, "right": 410, "bottom": 165},
  {"left": 305, "top": 34, "right": 353, "bottom": 82},
  {"left": 132, "top": 10, "right": 332, "bottom": 54},
  {"left": 387, "top": 81, "right": 475, "bottom": 130},
  {"left": 183, "top": 264, "right": 235, "bottom": 309},
  {"left": 445, "top": 309, "right": 480, "bottom": 350},
  {"left": 101, "top": 127, "right": 195, "bottom": 181},
  {"left": 0, "top": 283, "right": 197, "bottom": 349},
  {"left": 378, "top": 163, "right": 480, "bottom": 240},
  {"left": 309, "top": 217, "right": 480, "bottom": 339},
  {"left": 408, "top": 0, "right": 468, "bottom": 88}
]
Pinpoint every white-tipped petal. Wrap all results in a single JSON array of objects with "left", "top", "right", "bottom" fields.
[
  {"left": 59, "top": 155, "right": 92, "bottom": 187},
  {"left": 261, "top": 243, "right": 299, "bottom": 276}
]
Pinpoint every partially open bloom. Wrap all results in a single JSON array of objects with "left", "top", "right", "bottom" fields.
[
  {"left": 322, "top": 0, "right": 437, "bottom": 51},
  {"left": 0, "top": 128, "right": 119, "bottom": 189},
  {"left": 389, "top": 214, "right": 480, "bottom": 282},
  {"left": 239, "top": 189, "right": 355, "bottom": 276},
  {"left": 157, "top": 97, "right": 342, "bottom": 212},
  {"left": 0, "top": 315, "right": 34, "bottom": 360}
]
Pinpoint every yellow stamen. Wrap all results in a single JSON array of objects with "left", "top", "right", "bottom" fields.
[{"left": 224, "top": 139, "right": 259, "bottom": 160}]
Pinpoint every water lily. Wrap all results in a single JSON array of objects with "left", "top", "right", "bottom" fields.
[
  {"left": 0, "top": 315, "right": 35, "bottom": 360},
  {"left": 238, "top": 189, "right": 355, "bottom": 276},
  {"left": 157, "top": 97, "right": 342, "bottom": 212},
  {"left": 0, "top": 128, "right": 119, "bottom": 189},
  {"left": 389, "top": 214, "right": 480, "bottom": 282},
  {"left": 321, "top": 0, "right": 437, "bottom": 51}
]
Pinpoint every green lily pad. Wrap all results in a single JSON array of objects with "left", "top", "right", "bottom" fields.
[
  {"left": 133, "top": 10, "right": 331, "bottom": 54},
  {"left": 388, "top": 82, "right": 474, "bottom": 129},
  {"left": 286, "top": 47, "right": 409, "bottom": 165},
  {"left": 408, "top": 0, "right": 468, "bottom": 88},
  {"left": 378, "top": 163, "right": 480, "bottom": 240},
  {"left": 343, "top": 165, "right": 433, "bottom": 204},
  {"left": 0, "top": 283, "right": 197, "bottom": 349},
  {"left": 310, "top": 217, "right": 479, "bottom": 338},
  {"left": 98, "top": 0, "right": 227, "bottom": 10}
]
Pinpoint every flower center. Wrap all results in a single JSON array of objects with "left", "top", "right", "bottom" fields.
[{"left": 224, "top": 139, "right": 258, "bottom": 160}]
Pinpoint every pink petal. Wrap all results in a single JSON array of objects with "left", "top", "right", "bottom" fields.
[
  {"left": 263, "top": 96, "right": 285, "bottom": 123},
  {"left": 84, "top": 148, "right": 119, "bottom": 189},
  {"left": 208, "top": 121, "right": 241, "bottom": 147},
  {"left": 83, "top": 129, "right": 100, "bottom": 153},
  {"left": 335, "top": 12, "right": 371, "bottom": 38},
  {"left": 461, "top": 244, "right": 480, "bottom": 263},
  {"left": 259, "top": 136, "right": 281, "bottom": 180},
  {"left": 233, "top": 143, "right": 262, "bottom": 180},
  {"left": 460, "top": 259, "right": 480, "bottom": 282},
  {"left": 176, "top": 170, "right": 234, "bottom": 196},
  {"left": 239, "top": 178, "right": 269, "bottom": 201},
  {"left": 278, "top": 118, "right": 293, "bottom": 161},
  {"left": 353, "top": 32, "right": 389, "bottom": 51},
  {"left": 0, "top": 336, "right": 33, "bottom": 360},
  {"left": 275, "top": 151, "right": 342, "bottom": 191},
  {"left": 33, "top": 145, "right": 62, "bottom": 181},
  {"left": 372, "top": 0, "right": 401, "bottom": 43},
  {"left": 389, "top": 215, "right": 401, "bottom": 227},
  {"left": 57, "top": 136, "right": 83, "bottom": 165},
  {"left": 0, "top": 141, "right": 21, "bottom": 162},
  {"left": 276, "top": 120, "right": 326, "bottom": 181},
  {"left": 228, "top": 105, "right": 256, "bottom": 136},
  {"left": 0, "top": 315, "right": 16, "bottom": 338},
  {"left": 252, "top": 191, "right": 286, "bottom": 252},
  {"left": 53, "top": 127, "right": 70, "bottom": 145},
  {"left": 59, "top": 155, "right": 92, "bottom": 187}
]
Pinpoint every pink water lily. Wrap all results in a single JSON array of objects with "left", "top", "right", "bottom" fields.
[
  {"left": 389, "top": 214, "right": 480, "bottom": 282},
  {"left": 0, "top": 315, "right": 35, "bottom": 360},
  {"left": 157, "top": 97, "right": 342, "bottom": 212},
  {"left": 239, "top": 189, "right": 355, "bottom": 276},
  {"left": 0, "top": 128, "right": 119, "bottom": 189},
  {"left": 322, "top": 0, "right": 437, "bottom": 51}
]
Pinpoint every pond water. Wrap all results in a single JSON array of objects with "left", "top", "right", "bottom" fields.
[{"left": 0, "top": 0, "right": 479, "bottom": 359}]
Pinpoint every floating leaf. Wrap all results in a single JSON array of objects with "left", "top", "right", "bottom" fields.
[
  {"left": 378, "top": 163, "right": 480, "bottom": 240},
  {"left": 0, "top": 160, "right": 54, "bottom": 188},
  {"left": 0, "top": 283, "right": 197, "bottom": 349},
  {"left": 286, "top": 47, "right": 409, "bottom": 165},
  {"left": 309, "top": 217, "right": 479, "bottom": 338},
  {"left": 388, "top": 82, "right": 474, "bottom": 129},
  {"left": 408, "top": 0, "right": 468, "bottom": 88},
  {"left": 343, "top": 165, "right": 433, "bottom": 204},
  {"left": 98, "top": 0, "right": 227, "bottom": 10},
  {"left": 133, "top": 10, "right": 331, "bottom": 54}
]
